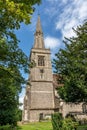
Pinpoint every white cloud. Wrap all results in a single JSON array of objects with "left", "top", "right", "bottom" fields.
[
  {"left": 44, "top": 36, "right": 60, "bottom": 49},
  {"left": 62, "top": 0, "right": 68, "bottom": 4},
  {"left": 46, "top": 0, "right": 68, "bottom": 3},
  {"left": 19, "top": 88, "right": 25, "bottom": 110},
  {"left": 19, "top": 97, "right": 24, "bottom": 104},
  {"left": 46, "top": 0, "right": 58, "bottom": 2},
  {"left": 45, "top": 0, "right": 87, "bottom": 38},
  {"left": 78, "top": 2, "right": 87, "bottom": 19},
  {"left": 56, "top": 0, "right": 87, "bottom": 38},
  {"left": 19, "top": 97, "right": 24, "bottom": 110}
]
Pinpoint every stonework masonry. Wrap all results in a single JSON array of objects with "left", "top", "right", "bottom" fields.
[
  {"left": 22, "top": 15, "right": 55, "bottom": 122},
  {"left": 22, "top": 15, "right": 87, "bottom": 123}
]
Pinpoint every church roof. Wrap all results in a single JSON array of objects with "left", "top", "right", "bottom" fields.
[{"left": 53, "top": 74, "right": 64, "bottom": 89}]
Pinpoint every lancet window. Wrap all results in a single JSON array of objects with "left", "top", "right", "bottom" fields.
[{"left": 38, "top": 56, "right": 45, "bottom": 66}]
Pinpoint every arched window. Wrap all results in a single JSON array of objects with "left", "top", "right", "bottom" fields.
[{"left": 38, "top": 56, "right": 45, "bottom": 66}]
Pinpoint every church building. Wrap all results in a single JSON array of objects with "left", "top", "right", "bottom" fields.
[
  {"left": 22, "top": 15, "right": 87, "bottom": 123},
  {"left": 22, "top": 15, "right": 55, "bottom": 122}
]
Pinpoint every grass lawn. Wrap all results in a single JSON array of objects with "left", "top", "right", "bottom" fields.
[
  {"left": 77, "top": 125, "right": 87, "bottom": 130},
  {"left": 18, "top": 121, "right": 52, "bottom": 130},
  {"left": 18, "top": 121, "right": 87, "bottom": 130}
]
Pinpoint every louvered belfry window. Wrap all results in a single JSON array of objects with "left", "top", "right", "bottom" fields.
[{"left": 38, "top": 56, "right": 45, "bottom": 66}]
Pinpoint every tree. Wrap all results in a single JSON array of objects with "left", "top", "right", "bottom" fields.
[
  {"left": 62, "top": 117, "right": 78, "bottom": 130},
  {"left": 53, "top": 21, "right": 87, "bottom": 103},
  {"left": 51, "top": 113, "right": 63, "bottom": 130},
  {"left": 51, "top": 113, "right": 78, "bottom": 130},
  {"left": 0, "top": 0, "right": 41, "bottom": 39},
  {"left": 0, "top": 0, "right": 41, "bottom": 125},
  {"left": 0, "top": 41, "right": 29, "bottom": 125}
]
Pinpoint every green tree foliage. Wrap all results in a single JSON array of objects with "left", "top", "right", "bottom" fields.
[
  {"left": 0, "top": 0, "right": 41, "bottom": 125},
  {"left": 0, "top": 125, "right": 11, "bottom": 130},
  {"left": 0, "top": 0, "right": 41, "bottom": 39},
  {"left": 51, "top": 113, "right": 78, "bottom": 130},
  {"left": 0, "top": 41, "right": 28, "bottom": 125},
  {"left": 51, "top": 113, "right": 63, "bottom": 130},
  {"left": 53, "top": 21, "right": 87, "bottom": 102},
  {"left": 62, "top": 118, "right": 78, "bottom": 130},
  {"left": 17, "top": 109, "right": 22, "bottom": 121}
]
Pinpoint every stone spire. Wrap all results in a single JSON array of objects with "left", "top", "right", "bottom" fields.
[{"left": 33, "top": 15, "right": 45, "bottom": 49}]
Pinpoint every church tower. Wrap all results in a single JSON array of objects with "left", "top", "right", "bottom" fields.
[{"left": 23, "top": 15, "right": 55, "bottom": 122}]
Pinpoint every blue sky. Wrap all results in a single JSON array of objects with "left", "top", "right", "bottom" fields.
[{"left": 18, "top": 0, "right": 87, "bottom": 107}]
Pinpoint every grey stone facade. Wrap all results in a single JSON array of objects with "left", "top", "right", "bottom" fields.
[
  {"left": 22, "top": 16, "right": 55, "bottom": 122},
  {"left": 22, "top": 16, "right": 87, "bottom": 123}
]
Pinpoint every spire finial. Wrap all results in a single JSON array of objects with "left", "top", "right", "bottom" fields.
[
  {"left": 36, "top": 15, "right": 42, "bottom": 34},
  {"left": 33, "top": 15, "right": 45, "bottom": 49}
]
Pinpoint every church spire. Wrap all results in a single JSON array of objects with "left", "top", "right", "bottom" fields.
[
  {"left": 33, "top": 15, "right": 45, "bottom": 49},
  {"left": 36, "top": 15, "right": 42, "bottom": 33}
]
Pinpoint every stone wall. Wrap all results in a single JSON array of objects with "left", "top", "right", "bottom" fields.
[
  {"left": 60, "top": 102, "right": 83, "bottom": 117},
  {"left": 29, "top": 109, "right": 54, "bottom": 122}
]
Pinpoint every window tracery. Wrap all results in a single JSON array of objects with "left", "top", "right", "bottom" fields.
[{"left": 38, "top": 56, "right": 45, "bottom": 66}]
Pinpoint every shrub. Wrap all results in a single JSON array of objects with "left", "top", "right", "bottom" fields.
[
  {"left": 0, "top": 125, "right": 17, "bottom": 130},
  {"left": 62, "top": 117, "right": 78, "bottom": 130},
  {"left": 51, "top": 112, "right": 63, "bottom": 130},
  {"left": 51, "top": 112, "right": 79, "bottom": 130},
  {"left": 0, "top": 125, "right": 11, "bottom": 130},
  {"left": 66, "top": 113, "right": 76, "bottom": 122}
]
